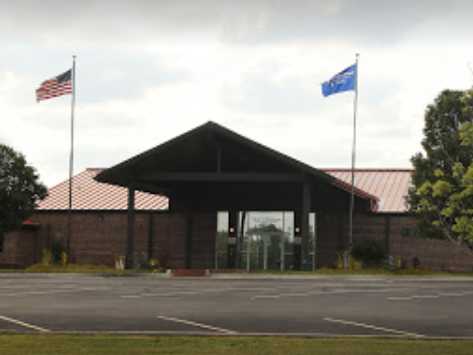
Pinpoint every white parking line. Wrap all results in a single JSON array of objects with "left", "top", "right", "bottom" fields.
[
  {"left": 157, "top": 315, "right": 237, "bottom": 334},
  {"left": 0, "top": 287, "right": 108, "bottom": 297},
  {"left": 387, "top": 297, "right": 412, "bottom": 301},
  {"left": 389, "top": 290, "right": 473, "bottom": 301},
  {"left": 251, "top": 288, "right": 403, "bottom": 301},
  {"left": 0, "top": 315, "right": 50, "bottom": 333},
  {"left": 323, "top": 317, "right": 423, "bottom": 338},
  {"left": 251, "top": 295, "right": 281, "bottom": 300},
  {"left": 412, "top": 295, "right": 439, "bottom": 299},
  {"left": 438, "top": 292, "right": 467, "bottom": 297}
]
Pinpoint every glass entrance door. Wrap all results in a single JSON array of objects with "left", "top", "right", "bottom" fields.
[{"left": 239, "top": 211, "right": 294, "bottom": 271}]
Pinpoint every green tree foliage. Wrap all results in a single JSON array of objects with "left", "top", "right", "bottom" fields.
[
  {"left": 0, "top": 144, "right": 47, "bottom": 238},
  {"left": 408, "top": 89, "right": 473, "bottom": 254}
]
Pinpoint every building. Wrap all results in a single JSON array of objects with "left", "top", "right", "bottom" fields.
[{"left": 1, "top": 122, "right": 472, "bottom": 271}]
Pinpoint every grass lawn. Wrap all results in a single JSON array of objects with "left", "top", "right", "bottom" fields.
[{"left": 0, "top": 335, "right": 472, "bottom": 355}]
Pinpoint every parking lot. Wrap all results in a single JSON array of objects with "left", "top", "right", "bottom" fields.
[{"left": 0, "top": 274, "right": 472, "bottom": 337}]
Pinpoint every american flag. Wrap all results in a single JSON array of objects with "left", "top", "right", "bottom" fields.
[{"left": 36, "top": 69, "right": 72, "bottom": 102}]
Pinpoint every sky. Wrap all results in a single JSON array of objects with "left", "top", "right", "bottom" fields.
[{"left": 1, "top": 0, "right": 473, "bottom": 187}]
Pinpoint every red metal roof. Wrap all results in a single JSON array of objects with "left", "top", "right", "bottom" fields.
[
  {"left": 323, "top": 169, "right": 412, "bottom": 213},
  {"left": 37, "top": 168, "right": 168, "bottom": 211},
  {"left": 37, "top": 168, "right": 411, "bottom": 213}
]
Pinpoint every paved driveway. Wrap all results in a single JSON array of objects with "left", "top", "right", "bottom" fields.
[{"left": 0, "top": 274, "right": 472, "bottom": 337}]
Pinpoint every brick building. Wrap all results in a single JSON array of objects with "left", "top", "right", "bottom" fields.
[{"left": 1, "top": 122, "right": 472, "bottom": 271}]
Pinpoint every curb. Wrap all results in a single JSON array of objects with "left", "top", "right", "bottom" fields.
[{"left": 3, "top": 330, "right": 473, "bottom": 340}]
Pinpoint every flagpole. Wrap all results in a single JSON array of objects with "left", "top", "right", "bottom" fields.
[
  {"left": 347, "top": 53, "right": 359, "bottom": 268},
  {"left": 67, "top": 55, "right": 76, "bottom": 257}
]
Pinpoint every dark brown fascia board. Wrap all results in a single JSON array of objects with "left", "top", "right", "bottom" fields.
[{"left": 139, "top": 172, "right": 306, "bottom": 183}]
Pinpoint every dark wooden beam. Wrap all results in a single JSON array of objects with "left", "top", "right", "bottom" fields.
[
  {"left": 227, "top": 211, "right": 238, "bottom": 269},
  {"left": 294, "top": 182, "right": 311, "bottom": 270},
  {"left": 185, "top": 213, "right": 193, "bottom": 268},
  {"left": 125, "top": 186, "right": 135, "bottom": 269},
  {"left": 140, "top": 172, "right": 305, "bottom": 183},
  {"left": 301, "top": 182, "right": 311, "bottom": 239}
]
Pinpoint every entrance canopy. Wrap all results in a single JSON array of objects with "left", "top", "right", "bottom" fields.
[{"left": 95, "top": 121, "right": 378, "bottom": 213}]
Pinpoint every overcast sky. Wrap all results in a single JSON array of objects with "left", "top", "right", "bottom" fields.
[{"left": 1, "top": 0, "right": 473, "bottom": 186}]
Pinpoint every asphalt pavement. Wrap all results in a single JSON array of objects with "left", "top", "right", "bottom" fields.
[{"left": 0, "top": 274, "right": 472, "bottom": 337}]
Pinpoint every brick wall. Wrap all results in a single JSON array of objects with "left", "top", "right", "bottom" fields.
[
  {"left": 0, "top": 228, "right": 38, "bottom": 267},
  {"left": 316, "top": 213, "right": 346, "bottom": 268},
  {"left": 151, "top": 213, "right": 187, "bottom": 269},
  {"left": 191, "top": 213, "right": 217, "bottom": 268},
  {"left": 388, "top": 215, "right": 473, "bottom": 271},
  {"left": 2, "top": 210, "right": 471, "bottom": 271},
  {"left": 0, "top": 211, "right": 216, "bottom": 269},
  {"left": 352, "top": 214, "right": 473, "bottom": 271},
  {"left": 313, "top": 213, "right": 472, "bottom": 271}
]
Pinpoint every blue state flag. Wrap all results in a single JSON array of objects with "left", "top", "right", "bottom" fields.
[{"left": 321, "top": 63, "right": 357, "bottom": 97}]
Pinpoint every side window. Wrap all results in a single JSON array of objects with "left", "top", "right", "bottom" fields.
[{"left": 0, "top": 233, "right": 4, "bottom": 253}]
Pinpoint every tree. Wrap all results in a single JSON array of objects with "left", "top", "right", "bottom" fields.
[
  {"left": 408, "top": 89, "right": 473, "bottom": 254},
  {"left": 0, "top": 144, "right": 47, "bottom": 240}
]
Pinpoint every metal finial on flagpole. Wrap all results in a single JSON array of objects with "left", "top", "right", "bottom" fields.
[
  {"left": 346, "top": 53, "right": 359, "bottom": 270},
  {"left": 67, "top": 55, "right": 76, "bottom": 257}
]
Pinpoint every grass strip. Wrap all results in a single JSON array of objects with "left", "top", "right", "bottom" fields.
[{"left": 0, "top": 335, "right": 472, "bottom": 355}]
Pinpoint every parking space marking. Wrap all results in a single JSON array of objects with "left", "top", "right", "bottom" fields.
[
  {"left": 438, "top": 292, "right": 464, "bottom": 297},
  {"left": 0, "top": 315, "right": 50, "bottom": 333},
  {"left": 157, "top": 315, "right": 237, "bottom": 334},
  {"left": 251, "top": 295, "right": 281, "bottom": 300},
  {"left": 121, "top": 291, "right": 201, "bottom": 298},
  {"left": 388, "top": 290, "right": 473, "bottom": 301},
  {"left": 0, "top": 287, "right": 107, "bottom": 297},
  {"left": 323, "top": 317, "right": 423, "bottom": 338},
  {"left": 387, "top": 296, "right": 412, "bottom": 301},
  {"left": 251, "top": 288, "right": 406, "bottom": 301}
]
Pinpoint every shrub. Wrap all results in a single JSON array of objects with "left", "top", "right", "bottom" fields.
[
  {"left": 41, "top": 249, "right": 52, "bottom": 266},
  {"left": 51, "top": 239, "right": 65, "bottom": 264},
  {"left": 349, "top": 257, "right": 363, "bottom": 270},
  {"left": 148, "top": 258, "right": 160, "bottom": 271},
  {"left": 60, "top": 251, "right": 68, "bottom": 266},
  {"left": 351, "top": 240, "right": 386, "bottom": 266},
  {"left": 336, "top": 253, "right": 344, "bottom": 269}
]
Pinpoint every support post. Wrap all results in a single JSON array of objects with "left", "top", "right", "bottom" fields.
[
  {"left": 185, "top": 212, "right": 194, "bottom": 268},
  {"left": 294, "top": 182, "right": 311, "bottom": 270},
  {"left": 301, "top": 182, "right": 311, "bottom": 270},
  {"left": 227, "top": 211, "right": 238, "bottom": 268},
  {"left": 125, "top": 186, "right": 135, "bottom": 269},
  {"left": 293, "top": 210, "right": 302, "bottom": 270}
]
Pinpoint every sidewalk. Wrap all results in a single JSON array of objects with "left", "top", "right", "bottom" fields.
[
  {"left": 208, "top": 272, "right": 473, "bottom": 281},
  {"left": 1, "top": 271, "right": 472, "bottom": 281}
]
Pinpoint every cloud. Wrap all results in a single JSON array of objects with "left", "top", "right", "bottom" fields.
[
  {"left": 2, "top": 1, "right": 472, "bottom": 46},
  {"left": 1, "top": 1, "right": 473, "bottom": 187}
]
